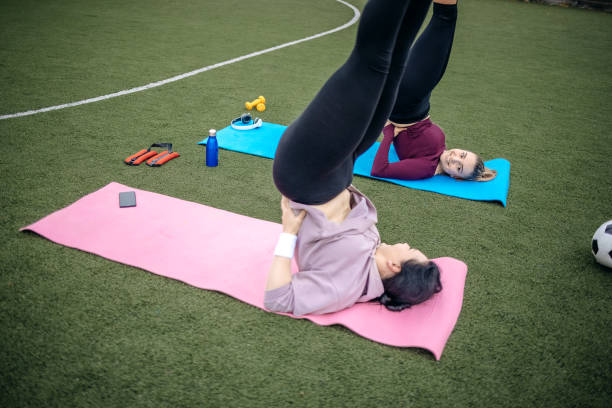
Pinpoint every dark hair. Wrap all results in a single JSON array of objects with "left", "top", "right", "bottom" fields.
[
  {"left": 378, "top": 261, "right": 442, "bottom": 312},
  {"left": 468, "top": 156, "right": 486, "bottom": 180}
]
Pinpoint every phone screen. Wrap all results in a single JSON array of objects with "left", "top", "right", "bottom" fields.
[{"left": 119, "top": 191, "right": 137, "bottom": 208}]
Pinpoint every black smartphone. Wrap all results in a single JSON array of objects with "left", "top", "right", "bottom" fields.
[{"left": 119, "top": 191, "right": 137, "bottom": 208}]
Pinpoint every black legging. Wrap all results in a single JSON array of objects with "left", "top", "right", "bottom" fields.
[
  {"left": 273, "top": 0, "right": 432, "bottom": 204},
  {"left": 390, "top": 2, "right": 458, "bottom": 123}
]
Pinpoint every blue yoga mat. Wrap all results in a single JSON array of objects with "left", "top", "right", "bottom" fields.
[{"left": 198, "top": 122, "right": 511, "bottom": 206}]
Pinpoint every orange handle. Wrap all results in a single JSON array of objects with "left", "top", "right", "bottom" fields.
[
  {"left": 132, "top": 151, "right": 157, "bottom": 165},
  {"left": 146, "top": 151, "right": 168, "bottom": 165},
  {"left": 152, "top": 152, "right": 179, "bottom": 166},
  {"left": 124, "top": 149, "right": 148, "bottom": 164}
]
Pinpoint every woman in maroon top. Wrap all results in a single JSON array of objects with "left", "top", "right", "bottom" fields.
[{"left": 371, "top": 1, "right": 497, "bottom": 182}]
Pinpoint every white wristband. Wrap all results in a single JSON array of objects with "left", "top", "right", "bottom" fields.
[{"left": 274, "top": 233, "right": 297, "bottom": 258}]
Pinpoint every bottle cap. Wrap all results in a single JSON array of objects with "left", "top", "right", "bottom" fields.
[{"left": 209, "top": 129, "right": 216, "bottom": 136}]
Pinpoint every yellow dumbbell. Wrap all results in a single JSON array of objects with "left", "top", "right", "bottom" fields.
[{"left": 245, "top": 96, "right": 266, "bottom": 111}]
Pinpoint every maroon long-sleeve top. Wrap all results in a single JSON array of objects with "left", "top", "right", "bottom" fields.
[{"left": 371, "top": 119, "right": 446, "bottom": 180}]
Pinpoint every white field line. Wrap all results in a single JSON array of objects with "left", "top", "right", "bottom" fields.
[{"left": 0, "top": 0, "right": 360, "bottom": 121}]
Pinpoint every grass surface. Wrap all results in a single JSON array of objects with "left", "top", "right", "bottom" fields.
[{"left": 1, "top": 0, "right": 611, "bottom": 406}]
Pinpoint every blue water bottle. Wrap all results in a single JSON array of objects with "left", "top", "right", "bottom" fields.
[{"left": 206, "top": 128, "right": 218, "bottom": 167}]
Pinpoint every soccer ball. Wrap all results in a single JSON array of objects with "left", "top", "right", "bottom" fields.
[{"left": 592, "top": 220, "right": 612, "bottom": 269}]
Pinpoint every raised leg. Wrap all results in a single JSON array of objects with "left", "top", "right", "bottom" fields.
[
  {"left": 389, "top": 1, "right": 458, "bottom": 124},
  {"left": 273, "top": 0, "right": 431, "bottom": 204}
]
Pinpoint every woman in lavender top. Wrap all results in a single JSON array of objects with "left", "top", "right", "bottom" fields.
[{"left": 265, "top": 0, "right": 441, "bottom": 316}]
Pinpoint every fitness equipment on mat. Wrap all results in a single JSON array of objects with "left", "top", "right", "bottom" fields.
[{"left": 231, "top": 113, "right": 263, "bottom": 130}]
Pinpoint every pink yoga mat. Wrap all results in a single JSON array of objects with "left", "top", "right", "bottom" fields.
[{"left": 21, "top": 182, "right": 467, "bottom": 359}]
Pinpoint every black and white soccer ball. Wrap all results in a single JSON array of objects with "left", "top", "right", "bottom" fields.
[{"left": 592, "top": 220, "right": 612, "bottom": 269}]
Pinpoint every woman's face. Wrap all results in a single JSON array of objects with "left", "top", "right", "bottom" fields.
[
  {"left": 378, "top": 243, "right": 428, "bottom": 266},
  {"left": 440, "top": 149, "right": 478, "bottom": 179}
]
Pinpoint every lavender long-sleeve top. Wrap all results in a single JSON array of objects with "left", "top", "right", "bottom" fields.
[{"left": 264, "top": 186, "right": 384, "bottom": 316}]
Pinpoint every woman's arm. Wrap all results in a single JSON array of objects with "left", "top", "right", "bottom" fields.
[
  {"left": 371, "top": 132, "right": 437, "bottom": 180},
  {"left": 263, "top": 197, "right": 342, "bottom": 316},
  {"left": 265, "top": 197, "right": 306, "bottom": 291},
  {"left": 265, "top": 255, "right": 293, "bottom": 291}
]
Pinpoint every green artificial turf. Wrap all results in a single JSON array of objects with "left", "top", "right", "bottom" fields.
[{"left": 1, "top": 0, "right": 611, "bottom": 406}]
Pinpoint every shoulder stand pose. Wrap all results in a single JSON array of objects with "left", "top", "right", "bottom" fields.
[
  {"left": 264, "top": 0, "right": 442, "bottom": 317},
  {"left": 371, "top": 0, "right": 497, "bottom": 182}
]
